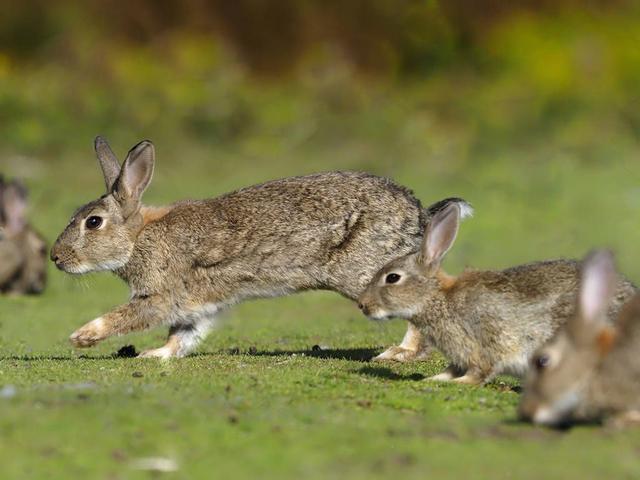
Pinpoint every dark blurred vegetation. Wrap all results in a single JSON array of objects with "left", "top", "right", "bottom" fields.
[{"left": 1, "top": 0, "right": 639, "bottom": 157}]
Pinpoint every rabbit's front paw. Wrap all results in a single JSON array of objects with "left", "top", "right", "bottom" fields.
[
  {"left": 429, "top": 372, "right": 455, "bottom": 382},
  {"left": 138, "top": 347, "right": 176, "bottom": 359},
  {"left": 70, "top": 317, "right": 108, "bottom": 347},
  {"left": 374, "top": 345, "right": 420, "bottom": 362},
  {"left": 451, "top": 373, "right": 484, "bottom": 385}
]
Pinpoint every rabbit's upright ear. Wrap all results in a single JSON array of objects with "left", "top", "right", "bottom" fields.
[
  {"left": 575, "top": 250, "right": 617, "bottom": 330},
  {"left": 2, "top": 181, "right": 28, "bottom": 235},
  {"left": 113, "top": 140, "right": 155, "bottom": 217},
  {"left": 95, "top": 136, "right": 121, "bottom": 192},
  {"left": 419, "top": 203, "right": 460, "bottom": 268}
]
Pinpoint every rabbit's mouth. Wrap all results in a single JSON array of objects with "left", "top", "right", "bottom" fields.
[
  {"left": 529, "top": 390, "right": 581, "bottom": 427},
  {"left": 359, "top": 303, "right": 391, "bottom": 320},
  {"left": 53, "top": 258, "right": 92, "bottom": 274},
  {"left": 50, "top": 249, "right": 94, "bottom": 274},
  {"left": 54, "top": 257, "right": 126, "bottom": 275}
]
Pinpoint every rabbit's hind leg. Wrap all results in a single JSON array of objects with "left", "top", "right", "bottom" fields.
[
  {"left": 138, "top": 303, "right": 219, "bottom": 359},
  {"left": 451, "top": 366, "right": 489, "bottom": 385},
  {"left": 428, "top": 364, "right": 465, "bottom": 382}
]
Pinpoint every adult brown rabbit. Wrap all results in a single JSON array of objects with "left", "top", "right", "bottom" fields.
[
  {"left": 358, "top": 203, "right": 635, "bottom": 384},
  {"left": 51, "top": 137, "right": 471, "bottom": 358},
  {"left": 0, "top": 177, "right": 48, "bottom": 294},
  {"left": 520, "top": 250, "right": 640, "bottom": 428}
]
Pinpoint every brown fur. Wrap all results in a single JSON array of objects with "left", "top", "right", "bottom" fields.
[
  {"left": 359, "top": 205, "right": 636, "bottom": 385},
  {"left": 596, "top": 328, "right": 616, "bottom": 356},
  {"left": 140, "top": 206, "right": 173, "bottom": 226},
  {"left": 51, "top": 136, "right": 471, "bottom": 358},
  {"left": 436, "top": 270, "right": 457, "bottom": 291}
]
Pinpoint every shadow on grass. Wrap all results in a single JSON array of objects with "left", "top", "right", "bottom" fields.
[
  {"left": 223, "top": 347, "right": 381, "bottom": 362},
  {"left": 357, "top": 365, "right": 425, "bottom": 381},
  {"left": 0, "top": 345, "right": 140, "bottom": 362},
  {"left": 1, "top": 346, "right": 382, "bottom": 363},
  {"left": 500, "top": 416, "right": 602, "bottom": 433},
  {"left": 0, "top": 354, "right": 121, "bottom": 362}
]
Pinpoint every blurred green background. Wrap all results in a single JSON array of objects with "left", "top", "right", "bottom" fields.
[{"left": 1, "top": 2, "right": 640, "bottom": 479}]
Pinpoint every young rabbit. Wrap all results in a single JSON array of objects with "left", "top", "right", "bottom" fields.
[
  {"left": 519, "top": 250, "right": 640, "bottom": 427},
  {"left": 50, "top": 137, "right": 471, "bottom": 358},
  {"left": 0, "top": 177, "right": 48, "bottom": 294},
  {"left": 358, "top": 203, "right": 636, "bottom": 384}
]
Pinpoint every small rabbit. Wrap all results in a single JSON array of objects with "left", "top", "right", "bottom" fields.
[
  {"left": 0, "top": 177, "right": 48, "bottom": 294},
  {"left": 519, "top": 250, "right": 640, "bottom": 428},
  {"left": 358, "top": 203, "right": 636, "bottom": 384},
  {"left": 50, "top": 136, "right": 471, "bottom": 358}
]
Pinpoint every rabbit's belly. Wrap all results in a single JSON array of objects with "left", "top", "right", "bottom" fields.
[{"left": 168, "top": 302, "right": 221, "bottom": 326}]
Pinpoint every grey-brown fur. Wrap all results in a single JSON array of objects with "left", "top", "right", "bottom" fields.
[
  {"left": 50, "top": 136, "right": 470, "bottom": 358},
  {"left": 358, "top": 204, "right": 636, "bottom": 384},
  {"left": 520, "top": 250, "right": 640, "bottom": 427},
  {"left": 0, "top": 176, "right": 47, "bottom": 294}
]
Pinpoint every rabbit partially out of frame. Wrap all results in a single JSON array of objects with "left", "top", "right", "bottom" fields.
[
  {"left": 520, "top": 250, "right": 640, "bottom": 428},
  {"left": 0, "top": 177, "right": 48, "bottom": 295},
  {"left": 51, "top": 137, "right": 471, "bottom": 359},
  {"left": 358, "top": 203, "right": 635, "bottom": 385}
]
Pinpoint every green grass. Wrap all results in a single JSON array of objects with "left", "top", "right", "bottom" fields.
[{"left": 2, "top": 132, "right": 640, "bottom": 479}]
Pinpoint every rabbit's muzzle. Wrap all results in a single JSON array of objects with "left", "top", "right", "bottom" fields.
[
  {"left": 50, "top": 242, "right": 75, "bottom": 272},
  {"left": 358, "top": 292, "right": 389, "bottom": 320},
  {"left": 358, "top": 302, "right": 370, "bottom": 316}
]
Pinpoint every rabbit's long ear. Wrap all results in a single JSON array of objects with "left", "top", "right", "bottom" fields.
[
  {"left": 113, "top": 140, "right": 155, "bottom": 217},
  {"left": 576, "top": 250, "right": 617, "bottom": 328},
  {"left": 95, "top": 136, "right": 121, "bottom": 192},
  {"left": 419, "top": 203, "right": 460, "bottom": 268},
  {"left": 2, "top": 181, "right": 28, "bottom": 235}
]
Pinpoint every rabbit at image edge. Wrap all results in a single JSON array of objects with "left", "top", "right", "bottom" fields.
[
  {"left": 358, "top": 203, "right": 636, "bottom": 385},
  {"left": 0, "top": 177, "right": 48, "bottom": 294},
  {"left": 50, "top": 137, "right": 472, "bottom": 359},
  {"left": 520, "top": 250, "right": 640, "bottom": 428}
]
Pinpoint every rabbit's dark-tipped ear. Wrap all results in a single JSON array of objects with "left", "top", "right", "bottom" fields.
[
  {"left": 95, "top": 136, "right": 121, "bottom": 191},
  {"left": 419, "top": 203, "right": 460, "bottom": 268},
  {"left": 576, "top": 250, "right": 617, "bottom": 329},
  {"left": 2, "top": 180, "right": 28, "bottom": 235},
  {"left": 425, "top": 197, "right": 473, "bottom": 221},
  {"left": 113, "top": 140, "right": 155, "bottom": 217}
]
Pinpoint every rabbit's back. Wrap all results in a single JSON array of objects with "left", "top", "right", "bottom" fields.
[
  {"left": 452, "top": 259, "right": 635, "bottom": 336},
  {"left": 124, "top": 171, "right": 428, "bottom": 300},
  {"left": 429, "top": 260, "right": 607, "bottom": 377}
]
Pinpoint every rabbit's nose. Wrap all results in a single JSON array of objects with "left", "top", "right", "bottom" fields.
[
  {"left": 50, "top": 249, "right": 64, "bottom": 270},
  {"left": 358, "top": 303, "right": 370, "bottom": 315}
]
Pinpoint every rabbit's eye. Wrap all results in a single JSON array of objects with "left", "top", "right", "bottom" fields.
[
  {"left": 533, "top": 354, "right": 550, "bottom": 371},
  {"left": 385, "top": 273, "right": 401, "bottom": 284},
  {"left": 85, "top": 216, "right": 103, "bottom": 230}
]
